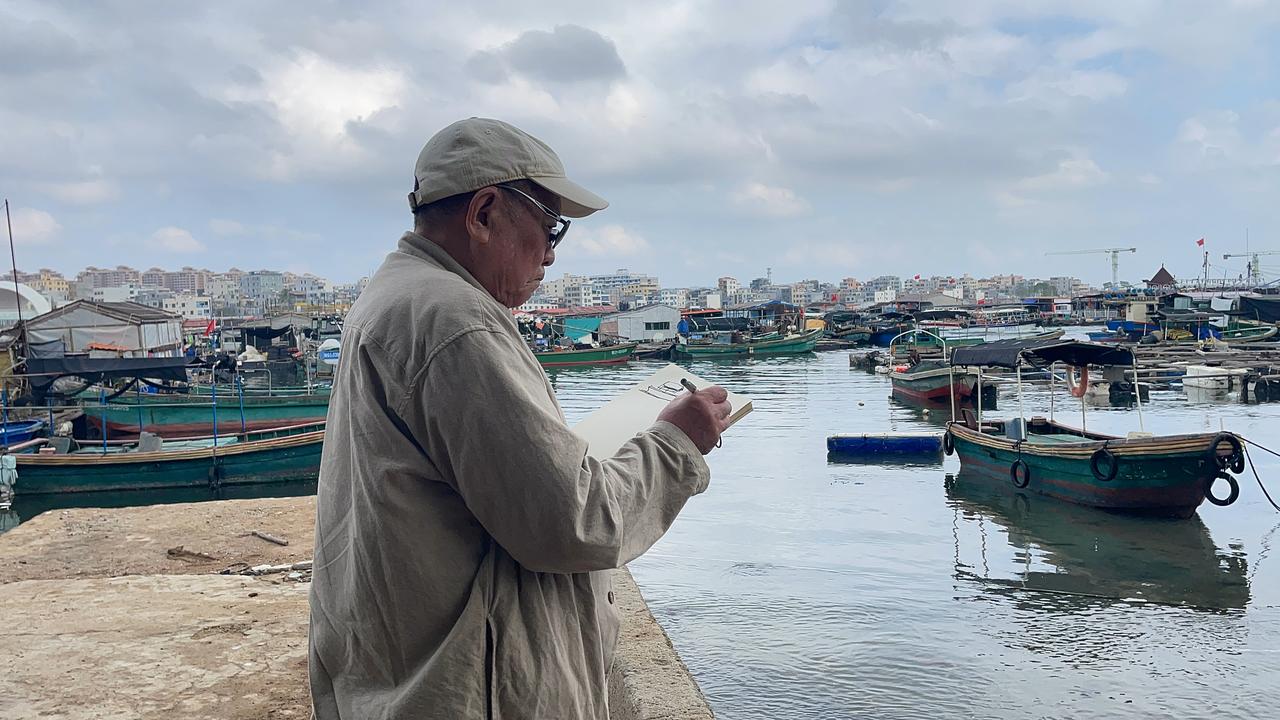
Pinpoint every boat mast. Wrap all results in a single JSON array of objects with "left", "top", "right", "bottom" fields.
[{"left": 4, "top": 200, "right": 28, "bottom": 367}]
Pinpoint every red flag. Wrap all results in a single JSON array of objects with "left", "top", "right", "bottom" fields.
[
  {"left": 204, "top": 318, "right": 216, "bottom": 336},
  {"left": 1196, "top": 238, "right": 1205, "bottom": 247},
  {"left": 831, "top": 293, "right": 838, "bottom": 302},
  {"left": 913, "top": 274, "right": 921, "bottom": 280}
]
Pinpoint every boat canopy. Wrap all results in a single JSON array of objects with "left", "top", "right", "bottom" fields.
[
  {"left": 25, "top": 356, "right": 191, "bottom": 402},
  {"left": 950, "top": 338, "right": 1135, "bottom": 369},
  {"left": 1239, "top": 295, "right": 1280, "bottom": 323}
]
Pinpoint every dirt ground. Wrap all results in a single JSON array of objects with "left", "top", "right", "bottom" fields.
[
  {"left": 0, "top": 574, "right": 310, "bottom": 720},
  {"left": 0, "top": 498, "right": 317, "bottom": 719},
  {"left": 0, "top": 496, "right": 316, "bottom": 582},
  {"left": 0, "top": 497, "right": 713, "bottom": 719}
]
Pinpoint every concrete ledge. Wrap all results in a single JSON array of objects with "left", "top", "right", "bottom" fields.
[
  {"left": 609, "top": 570, "right": 716, "bottom": 720},
  {"left": 0, "top": 499, "right": 714, "bottom": 719}
]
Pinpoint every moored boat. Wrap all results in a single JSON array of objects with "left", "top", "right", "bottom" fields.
[
  {"left": 0, "top": 420, "right": 47, "bottom": 446},
  {"left": 1221, "top": 325, "right": 1278, "bottom": 343},
  {"left": 943, "top": 339, "right": 1248, "bottom": 518},
  {"left": 10, "top": 421, "right": 324, "bottom": 495},
  {"left": 90, "top": 393, "right": 330, "bottom": 439},
  {"left": 533, "top": 342, "right": 638, "bottom": 367},
  {"left": 890, "top": 360, "right": 978, "bottom": 405},
  {"left": 673, "top": 328, "right": 821, "bottom": 358}
]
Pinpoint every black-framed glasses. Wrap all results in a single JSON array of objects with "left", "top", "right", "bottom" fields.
[{"left": 496, "top": 184, "right": 570, "bottom": 250}]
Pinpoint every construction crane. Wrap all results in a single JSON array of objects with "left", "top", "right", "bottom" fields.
[
  {"left": 1223, "top": 250, "right": 1279, "bottom": 286},
  {"left": 1044, "top": 247, "right": 1137, "bottom": 288}
]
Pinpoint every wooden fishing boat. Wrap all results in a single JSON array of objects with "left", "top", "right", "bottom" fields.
[
  {"left": 89, "top": 393, "right": 330, "bottom": 439},
  {"left": 186, "top": 383, "right": 332, "bottom": 397},
  {"left": 533, "top": 342, "right": 638, "bottom": 367},
  {"left": 9, "top": 422, "right": 324, "bottom": 495},
  {"left": 673, "top": 328, "right": 821, "bottom": 358},
  {"left": 943, "top": 339, "right": 1248, "bottom": 518},
  {"left": 1221, "top": 325, "right": 1278, "bottom": 342},
  {"left": 634, "top": 341, "right": 675, "bottom": 360},
  {"left": 890, "top": 360, "right": 978, "bottom": 405}
]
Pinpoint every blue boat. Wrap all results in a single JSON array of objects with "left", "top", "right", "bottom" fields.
[
  {"left": 1105, "top": 319, "right": 1159, "bottom": 336},
  {"left": 0, "top": 420, "right": 46, "bottom": 446}
]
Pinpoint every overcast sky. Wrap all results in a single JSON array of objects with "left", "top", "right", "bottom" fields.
[{"left": 2, "top": 1, "right": 1278, "bottom": 287}]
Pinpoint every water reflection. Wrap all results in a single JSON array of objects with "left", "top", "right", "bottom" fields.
[{"left": 946, "top": 470, "right": 1250, "bottom": 611}]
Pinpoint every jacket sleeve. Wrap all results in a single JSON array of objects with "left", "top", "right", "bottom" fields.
[{"left": 404, "top": 327, "right": 710, "bottom": 574}]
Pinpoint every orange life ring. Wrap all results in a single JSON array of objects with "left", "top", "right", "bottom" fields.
[{"left": 1066, "top": 365, "right": 1089, "bottom": 398}]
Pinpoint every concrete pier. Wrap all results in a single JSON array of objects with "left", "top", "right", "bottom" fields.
[{"left": 0, "top": 497, "right": 714, "bottom": 719}]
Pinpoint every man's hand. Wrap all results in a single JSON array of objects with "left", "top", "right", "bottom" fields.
[{"left": 656, "top": 385, "right": 731, "bottom": 455}]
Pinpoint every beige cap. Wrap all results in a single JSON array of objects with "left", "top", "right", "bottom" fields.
[{"left": 408, "top": 117, "right": 608, "bottom": 218}]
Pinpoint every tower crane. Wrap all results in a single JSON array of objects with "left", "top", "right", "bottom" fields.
[
  {"left": 1223, "top": 250, "right": 1279, "bottom": 286},
  {"left": 1044, "top": 247, "right": 1137, "bottom": 288}
]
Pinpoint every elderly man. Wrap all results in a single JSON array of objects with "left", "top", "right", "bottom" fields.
[{"left": 309, "top": 118, "right": 730, "bottom": 719}]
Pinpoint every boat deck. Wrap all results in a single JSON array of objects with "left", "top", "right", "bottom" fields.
[{"left": 1022, "top": 432, "right": 1088, "bottom": 446}]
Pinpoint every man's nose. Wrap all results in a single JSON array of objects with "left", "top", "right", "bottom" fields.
[{"left": 543, "top": 246, "right": 556, "bottom": 266}]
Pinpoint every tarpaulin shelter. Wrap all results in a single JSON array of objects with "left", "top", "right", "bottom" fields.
[{"left": 24, "top": 356, "right": 191, "bottom": 403}]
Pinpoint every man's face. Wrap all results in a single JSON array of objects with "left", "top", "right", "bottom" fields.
[{"left": 478, "top": 185, "right": 559, "bottom": 308}]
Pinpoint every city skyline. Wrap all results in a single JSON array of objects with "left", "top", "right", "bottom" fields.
[{"left": 2, "top": 3, "right": 1278, "bottom": 287}]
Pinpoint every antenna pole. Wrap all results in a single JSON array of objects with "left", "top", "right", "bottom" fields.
[{"left": 4, "top": 200, "right": 26, "bottom": 337}]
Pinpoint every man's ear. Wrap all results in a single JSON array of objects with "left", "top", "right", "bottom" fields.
[{"left": 465, "top": 188, "right": 500, "bottom": 246}]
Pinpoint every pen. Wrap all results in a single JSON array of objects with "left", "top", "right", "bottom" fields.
[{"left": 680, "top": 378, "right": 697, "bottom": 394}]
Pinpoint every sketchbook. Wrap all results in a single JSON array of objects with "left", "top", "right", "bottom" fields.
[{"left": 572, "top": 364, "right": 754, "bottom": 458}]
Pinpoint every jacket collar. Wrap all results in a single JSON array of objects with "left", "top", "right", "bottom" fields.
[
  {"left": 396, "top": 231, "right": 522, "bottom": 334},
  {"left": 397, "top": 231, "right": 490, "bottom": 297}
]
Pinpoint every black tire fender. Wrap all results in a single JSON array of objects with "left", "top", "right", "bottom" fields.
[
  {"left": 1210, "top": 433, "right": 1245, "bottom": 474},
  {"left": 1010, "top": 459, "right": 1031, "bottom": 489},
  {"left": 1206, "top": 472, "right": 1240, "bottom": 507},
  {"left": 1090, "top": 448, "right": 1119, "bottom": 482},
  {"left": 943, "top": 429, "right": 955, "bottom": 456}
]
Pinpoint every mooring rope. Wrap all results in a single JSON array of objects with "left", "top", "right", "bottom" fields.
[{"left": 1239, "top": 437, "right": 1280, "bottom": 512}]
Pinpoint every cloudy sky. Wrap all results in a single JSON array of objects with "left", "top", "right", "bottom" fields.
[{"left": 2, "top": 1, "right": 1278, "bottom": 288}]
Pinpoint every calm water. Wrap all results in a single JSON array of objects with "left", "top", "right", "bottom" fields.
[
  {"left": 6, "top": 330, "right": 1280, "bottom": 718},
  {"left": 548, "top": 335, "right": 1280, "bottom": 720}
]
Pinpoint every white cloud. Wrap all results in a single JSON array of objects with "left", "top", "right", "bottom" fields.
[
  {"left": 7, "top": 207, "right": 61, "bottom": 245},
  {"left": 1017, "top": 154, "right": 1110, "bottom": 192},
  {"left": 573, "top": 224, "right": 650, "bottom": 257},
  {"left": 733, "top": 182, "right": 810, "bottom": 218},
  {"left": 1176, "top": 111, "right": 1244, "bottom": 165},
  {"left": 35, "top": 178, "right": 120, "bottom": 205},
  {"left": 151, "top": 226, "right": 206, "bottom": 253}
]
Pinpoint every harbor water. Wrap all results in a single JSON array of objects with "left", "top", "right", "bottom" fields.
[
  {"left": 6, "top": 331, "right": 1280, "bottom": 718},
  {"left": 549, "top": 344, "right": 1280, "bottom": 719}
]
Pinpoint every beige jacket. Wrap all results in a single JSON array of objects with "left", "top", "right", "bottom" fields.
[{"left": 309, "top": 233, "right": 710, "bottom": 719}]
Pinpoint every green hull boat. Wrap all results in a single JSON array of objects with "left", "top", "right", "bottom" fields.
[
  {"left": 533, "top": 343, "right": 638, "bottom": 367},
  {"left": 90, "top": 393, "right": 330, "bottom": 439},
  {"left": 12, "top": 422, "right": 324, "bottom": 495},
  {"left": 946, "top": 418, "right": 1242, "bottom": 518},
  {"left": 674, "top": 328, "right": 822, "bottom": 358},
  {"left": 1221, "top": 325, "right": 1278, "bottom": 342}
]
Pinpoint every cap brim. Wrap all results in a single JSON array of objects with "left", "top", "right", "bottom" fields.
[{"left": 529, "top": 176, "right": 609, "bottom": 218}]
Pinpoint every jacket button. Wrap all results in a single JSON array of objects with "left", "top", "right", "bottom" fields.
[{"left": 607, "top": 591, "right": 615, "bottom": 604}]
